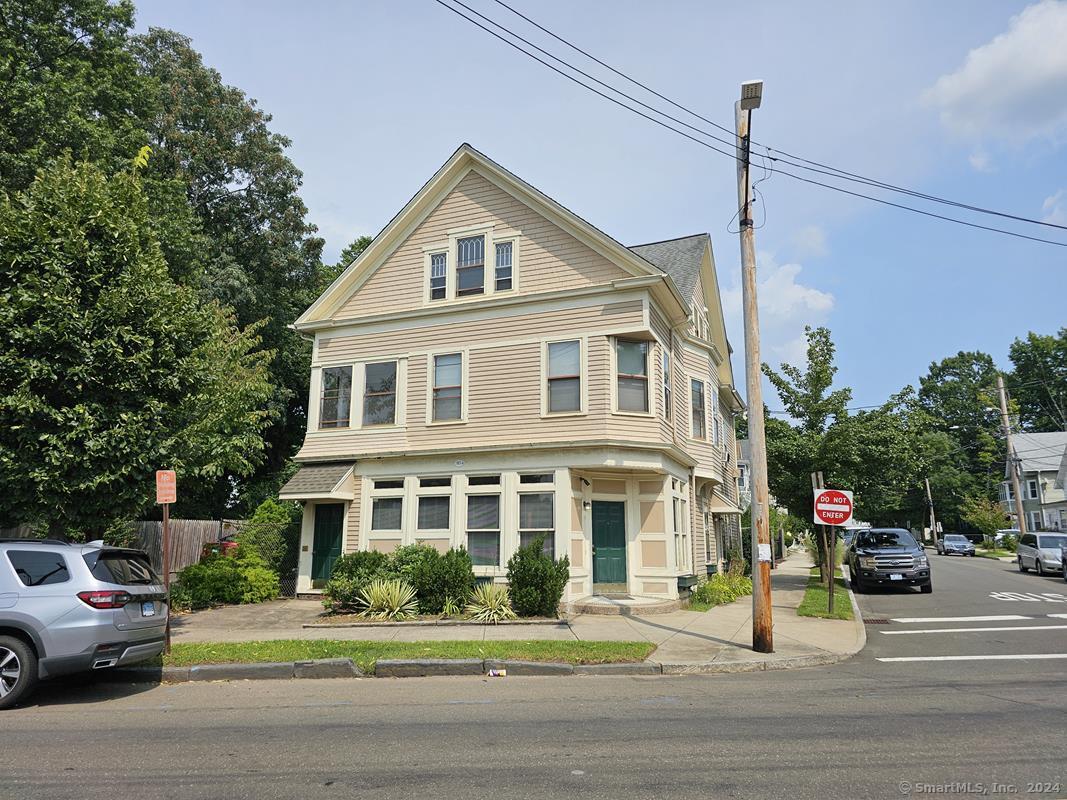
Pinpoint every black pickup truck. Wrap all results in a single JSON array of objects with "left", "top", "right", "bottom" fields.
[{"left": 847, "top": 528, "right": 932, "bottom": 594}]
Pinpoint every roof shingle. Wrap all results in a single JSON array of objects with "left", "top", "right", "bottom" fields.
[{"left": 628, "top": 234, "right": 708, "bottom": 302}]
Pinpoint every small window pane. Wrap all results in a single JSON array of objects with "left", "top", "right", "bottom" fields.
[
  {"left": 548, "top": 377, "right": 580, "bottom": 413},
  {"left": 618, "top": 377, "right": 649, "bottom": 412},
  {"left": 457, "top": 236, "right": 485, "bottom": 297},
  {"left": 373, "top": 479, "right": 404, "bottom": 489},
  {"left": 467, "top": 495, "right": 500, "bottom": 529},
  {"left": 371, "top": 497, "right": 403, "bottom": 530},
  {"left": 519, "top": 492, "right": 554, "bottom": 528},
  {"left": 519, "top": 473, "right": 553, "bottom": 484},
  {"left": 320, "top": 366, "right": 352, "bottom": 428},
  {"left": 548, "top": 340, "right": 580, "bottom": 377},
  {"left": 617, "top": 340, "right": 647, "bottom": 376},
  {"left": 467, "top": 531, "right": 499, "bottom": 566},
  {"left": 363, "top": 361, "right": 397, "bottom": 426},
  {"left": 467, "top": 475, "right": 500, "bottom": 486},
  {"left": 495, "top": 242, "right": 513, "bottom": 291},
  {"left": 434, "top": 353, "right": 462, "bottom": 387},
  {"left": 430, "top": 252, "right": 447, "bottom": 300},
  {"left": 434, "top": 388, "right": 462, "bottom": 421},
  {"left": 519, "top": 531, "right": 555, "bottom": 557},
  {"left": 418, "top": 496, "right": 450, "bottom": 530},
  {"left": 456, "top": 266, "right": 484, "bottom": 296},
  {"left": 419, "top": 477, "right": 451, "bottom": 488},
  {"left": 691, "top": 380, "right": 706, "bottom": 439},
  {"left": 7, "top": 550, "right": 70, "bottom": 586},
  {"left": 457, "top": 235, "right": 485, "bottom": 266}
]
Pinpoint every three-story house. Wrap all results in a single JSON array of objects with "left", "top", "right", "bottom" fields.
[{"left": 280, "top": 145, "right": 744, "bottom": 603}]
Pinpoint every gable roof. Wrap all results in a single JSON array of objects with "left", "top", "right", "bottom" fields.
[
  {"left": 629, "top": 234, "right": 708, "bottom": 302},
  {"left": 1012, "top": 431, "right": 1067, "bottom": 476},
  {"left": 295, "top": 143, "right": 688, "bottom": 329},
  {"left": 279, "top": 462, "right": 354, "bottom": 499}
]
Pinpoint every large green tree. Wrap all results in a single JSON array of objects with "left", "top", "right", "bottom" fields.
[
  {"left": 0, "top": 156, "right": 272, "bottom": 536},
  {"left": 1007, "top": 329, "right": 1067, "bottom": 432}
]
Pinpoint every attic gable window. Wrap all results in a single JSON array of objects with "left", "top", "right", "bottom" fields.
[
  {"left": 456, "top": 235, "right": 485, "bottom": 296},
  {"left": 429, "top": 252, "right": 447, "bottom": 300},
  {"left": 495, "top": 241, "right": 513, "bottom": 290}
]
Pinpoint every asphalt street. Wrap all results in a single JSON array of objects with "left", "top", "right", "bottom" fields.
[{"left": 1, "top": 552, "right": 1064, "bottom": 800}]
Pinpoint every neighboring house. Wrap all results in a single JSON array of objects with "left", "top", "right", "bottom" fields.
[
  {"left": 737, "top": 439, "right": 751, "bottom": 512},
  {"left": 279, "top": 144, "right": 744, "bottom": 602},
  {"left": 1000, "top": 431, "right": 1067, "bottom": 532}
]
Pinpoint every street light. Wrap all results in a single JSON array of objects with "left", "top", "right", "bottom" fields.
[{"left": 740, "top": 80, "right": 763, "bottom": 110}]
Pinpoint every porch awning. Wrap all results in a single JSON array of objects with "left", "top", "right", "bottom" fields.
[
  {"left": 707, "top": 498, "right": 743, "bottom": 515},
  {"left": 279, "top": 462, "right": 355, "bottom": 500}
]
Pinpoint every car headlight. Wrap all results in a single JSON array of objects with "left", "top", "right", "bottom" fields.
[
  {"left": 860, "top": 557, "right": 878, "bottom": 568},
  {"left": 916, "top": 556, "right": 928, "bottom": 566}
]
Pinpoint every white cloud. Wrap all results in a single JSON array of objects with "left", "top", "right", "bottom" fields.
[
  {"left": 1042, "top": 189, "right": 1067, "bottom": 225},
  {"left": 792, "top": 225, "right": 828, "bottom": 258},
  {"left": 968, "top": 148, "right": 993, "bottom": 172},
  {"left": 721, "top": 255, "right": 835, "bottom": 370},
  {"left": 922, "top": 0, "right": 1067, "bottom": 143}
]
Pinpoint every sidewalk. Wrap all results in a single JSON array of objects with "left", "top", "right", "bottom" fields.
[{"left": 171, "top": 549, "right": 865, "bottom": 672}]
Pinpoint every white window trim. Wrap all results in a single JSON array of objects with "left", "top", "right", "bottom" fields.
[
  {"left": 688, "top": 374, "right": 708, "bottom": 441},
  {"left": 365, "top": 478, "right": 407, "bottom": 544},
  {"left": 662, "top": 346, "right": 673, "bottom": 422},
  {"left": 423, "top": 225, "right": 521, "bottom": 306},
  {"left": 540, "top": 336, "right": 588, "bottom": 417},
  {"left": 669, "top": 480, "right": 691, "bottom": 575},
  {"left": 415, "top": 478, "right": 454, "bottom": 538},
  {"left": 1027, "top": 479, "right": 1039, "bottom": 500},
  {"left": 358, "top": 359, "right": 407, "bottom": 429},
  {"left": 610, "top": 336, "right": 654, "bottom": 417},
  {"left": 424, "top": 349, "right": 469, "bottom": 425},
  {"left": 464, "top": 473, "right": 508, "bottom": 574},
  {"left": 710, "top": 382, "right": 720, "bottom": 446}
]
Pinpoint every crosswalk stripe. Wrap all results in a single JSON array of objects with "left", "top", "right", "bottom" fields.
[
  {"left": 882, "top": 624, "right": 1067, "bottom": 635},
  {"left": 889, "top": 615, "right": 1031, "bottom": 623},
  {"left": 877, "top": 653, "right": 1067, "bottom": 663},
  {"left": 1048, "top": 613, "right": 1067, "bottom": 619}
]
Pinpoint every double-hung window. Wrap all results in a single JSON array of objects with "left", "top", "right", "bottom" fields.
[
  {"left": 456, "top": 235, "right": 485, "bottom": 297},
  {"left": 546, "top": 340, "right": 581, "bottom": 414},
  {"left": 467, "top": 494, "right": 500, "bottom": 566},
  {"left": 1027, "top": 479, "right": 1039, "bottom": 500},
  {"left": 495, "top": 241, "right": 513, "bottom": 291},
  {"left": 429, "top": 252, "right": 447, "bottom": 300},
  {"left": 519, "top": 492, "right": 555, "bottom": 557},
  {"left": 363, "top": 361, "right": 397, "bottom": 426},
  {"left": 691, "top": 379, "right": 706, "bottom": 439},
  {"left": 371, "top": 494, "right": 403, "bottom": 531},
  {"left": 662, "top": 349, "right": 672, "bottom": 421},
  {"left": 417, "top": 477, "right": 451, "bottom": 533},
  {"left": 320, "top": 367, "right": 352, "bottom": 428},
  {"left": 616, "top": 339, "right": 649, "bottom": 413},
  {"left": 432, "top": 353, "right": 463, "bottom": 421}
]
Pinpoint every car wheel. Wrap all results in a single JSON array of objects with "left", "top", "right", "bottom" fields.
[
  {"left": 1018, "top": 557, "right": 1029, "bottom": 573},
  {"left": 0, "top": 636, "right": 38, "bottom": 711},
  {"left": 850, "top": 571, "right": 863, "bottom": 593},
  {"left": 920, "top": 582, "right": 933, "bottom": 594},
  {"left": 1036, "top": 561, "right": 1044, "bottom": 577}
]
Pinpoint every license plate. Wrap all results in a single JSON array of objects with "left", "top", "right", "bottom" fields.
[
  {"left": 141, "top": 601, "right": 156, "bottom": 617},
  {"left": 889, "top": 573, "right": 903, "bottom": 581}
]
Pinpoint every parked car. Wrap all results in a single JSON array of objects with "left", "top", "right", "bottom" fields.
[
  {"left": 848, "top": 528, "right": 932, "bottom": 594},
  {"left": 936, "top": 534, "right": 976, "bottom": 557},
  {"left": 0, "top": 539, "right": 167, "bottom": 710},
  {"left": 1016, "top": 532, "right": 1067, "bottom": 577}
]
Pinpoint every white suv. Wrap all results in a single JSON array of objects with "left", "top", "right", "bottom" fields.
[
  {"left": 1016, "top": 532, "right": 1067, "bottom": 577},
  {"left": 0, "top": 539, "right": 168, "bottom": 709}
]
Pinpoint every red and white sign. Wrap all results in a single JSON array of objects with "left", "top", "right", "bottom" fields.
[
  {"left": 813, "top": 488, "right": 853, "bottom": 526},
  {"left": 156, "top": 470, "right": 176, "bottom": 505}
]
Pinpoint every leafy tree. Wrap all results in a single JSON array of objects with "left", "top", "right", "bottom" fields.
[
  {"left": 0, "top": 156, "right": 272, "bottom": 536},
  {"left": 960, "top": 494, "right": 1010, "bottom": 539},
  {"left": 1007, "top": 330, "right": 1067, "bottom": 432}
]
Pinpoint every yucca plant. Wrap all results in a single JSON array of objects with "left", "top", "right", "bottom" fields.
[
  {"left": 441, "top": 596, "right": 464, "bottom": 618},
  {"left": 465, "top": 582, "right": 517, "bottom": 623},
  {"left": 357, "top": 578, "right": 419, "bottom": 620}
]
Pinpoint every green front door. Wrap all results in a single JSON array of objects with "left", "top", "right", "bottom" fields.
[
  {"left": 311, "top": 503, "right": 345, "bottom": 585},
  {"left": 592, "top": 501, "right": 627, "bottom": 586}
]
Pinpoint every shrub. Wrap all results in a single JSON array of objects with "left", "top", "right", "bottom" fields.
[
  {"left": 505, "top": 536, "right": 569, "bottom": 617},
  {"left": 386, "top": 543, "right": 439, "bottom": 584},
  {"left": 322, "top": 550, "right": 392, "bottom": 613},
  {"left": 412, "top": 547, "right": 475, "bottom": 615},
  {"left": 726, "top": 545, "right": 748, "bottom": 576},
  {"left": 466, "top": 582, "right": 516, "bottom": 623},
  {"left": 784, "top": 531, "right": 795, "bottom": 548},
  {"left": 358, "top": 578, "right": 419, "bottom": 620},
  {"left": 690, "top": 573, "right": 753, "bottom": 608},
  {"left": 998, "top": 533, "right": 1018, "bottom": 553},
  {"left": 237, "top": 498, "right": 300, "bottom": 571},
  {"left": 172, "top": 546, "right": 279, "bottom": 610}
]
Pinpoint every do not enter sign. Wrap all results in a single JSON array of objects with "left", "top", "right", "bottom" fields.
[
  {"left": 156, "top": 470, "right": 176, "bottom": 505},
  {"left": 814, "top": 488, "right": 853, "bottom": 526}
]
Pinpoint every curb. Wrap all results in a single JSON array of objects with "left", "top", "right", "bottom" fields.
[
  {"left": 98, "top": 658, "right": 363, "bottom": 683},
  {"left": 842, "top": 567, "right": 868, "bottom": 655},
  {"left": 304, "top": 618, "right": 568, "bottom": 629}
]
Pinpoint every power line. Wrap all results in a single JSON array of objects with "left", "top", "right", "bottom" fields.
[
  {"left": 433, "top": 0, "right": 1067, "bottom": 248},
  {"left": 489, "top": 0, "right": 1067, "bottom": 234}
]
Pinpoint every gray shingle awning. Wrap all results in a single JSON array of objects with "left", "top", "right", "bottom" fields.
[{"left": 279, "top": 462, "right": 355, "bottom": 499}]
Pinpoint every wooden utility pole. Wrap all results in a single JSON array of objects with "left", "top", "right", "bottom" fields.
[
  {"left": 997, "top": 375, "right": 1027, "bottom": 536},
  {"left": 736, "top": 82, "right": 772, "bottom": 653},
  {"left": 925, "top": 477, "right": 938, "bottom": 545}
]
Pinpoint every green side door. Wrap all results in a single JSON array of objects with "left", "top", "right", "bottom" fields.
[
  {"left": 311, "top": 503, "right": 345, "bottom": 585},
  {"left": 592, "top": 501, "right": 627, "bottom": 585}
]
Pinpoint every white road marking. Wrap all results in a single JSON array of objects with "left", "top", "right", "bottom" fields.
[
  {"left": 889, "top": 615, "right": 1030, "bottom": 623},
  {"left": 989, "top": 591, "right": 1067, "bottom": 602},
  {"left": 878, "top": 653, "right": 1067, "bottom": 663},
  {"left": 1047, "top": 613, "right": 1067, "bottom": 619},
  {"left": 882, "top": 624, "right": 1067, "bottom": 635}
]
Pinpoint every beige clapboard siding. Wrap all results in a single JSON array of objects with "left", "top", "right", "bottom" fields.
[
  {"left": 317, "top": 300, "right": 644, "bottom": 366},
  {"left": 649, "top": 303, "right": 676, "bottom": 443},
  {"left": 677, "top": 342, "right": 729, "bottom": 484},
  {"left": 345, "top": 477, "right": 362, "bottom": 553},
  {"left": 335, "top": 170, "right": 632, "bottom": 320}
]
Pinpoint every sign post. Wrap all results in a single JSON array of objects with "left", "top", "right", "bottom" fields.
[
  {"left": 156, "top": 470, "right": 176, "bottom": 654},
  {"left": 813, "top": 485, "right": 854, "bottom": 614}
]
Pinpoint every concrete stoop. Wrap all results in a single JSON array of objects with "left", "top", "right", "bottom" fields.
[{"left": 566, "top": 596, "right": 681, "bottom": 616}]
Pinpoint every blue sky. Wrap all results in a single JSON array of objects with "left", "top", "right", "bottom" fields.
[{"left": 134, "top": 0, "right": 1067, "bottom": 411}]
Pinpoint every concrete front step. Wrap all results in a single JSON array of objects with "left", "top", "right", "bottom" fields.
[{"left": 567, "top": 596, "right": 681, "bottom": 616}]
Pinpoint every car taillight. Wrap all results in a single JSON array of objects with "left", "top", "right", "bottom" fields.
[{"left": 77, "top": 590, "right": 132, "bottom": 609}]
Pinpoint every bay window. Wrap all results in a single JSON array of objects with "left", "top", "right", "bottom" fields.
[
  {"left": 616, "top": 339, "right": 649, "bottom": 413},
  {"left": 546, "top": 339, "right": 581, "bottom": 413},
  {"left": 691, "top": 379, "right": 706, "bottom": 439}
]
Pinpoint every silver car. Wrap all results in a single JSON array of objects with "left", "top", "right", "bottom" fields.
[
  {"left": 0, "top": 539, "right": 168, "bottom": 709},
  {"left": 1016, "top": 532, "right": 1067, "bottom": 577},
  {"left": 936, "top": 534, "right": 976, "bottom": 557}
]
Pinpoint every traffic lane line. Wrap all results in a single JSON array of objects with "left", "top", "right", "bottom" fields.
[
  {"left": 889, "top": 615, "right": 1031, "bottom": 623},
  {"left": 877, "top": 653, "right": 1067, "bottom": 662},
  {"left": 881, "top": 624, "right": 1067, "bottom": 635}
]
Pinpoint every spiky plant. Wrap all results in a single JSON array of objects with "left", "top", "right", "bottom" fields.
[
  {"left": 357, "top": 578, "right": 419, "bottom": 621},
  {"left": 465, "top": 582, "right": 517, "bottom": 624}
]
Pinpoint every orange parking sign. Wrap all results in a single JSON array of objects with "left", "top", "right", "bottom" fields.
[{"left": 156, "top": 470, "right": 176, "bottom": 504}]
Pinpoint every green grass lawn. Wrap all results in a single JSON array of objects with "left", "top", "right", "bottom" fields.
[
  {"left": 975, "top": 549, "right": 1015, "bottom": 560},
  {"left": 164, "top": 640, "right": 656, "bottom": 674},
  {"left": 796, "top": 568, "right": 854, "bottom": 621}
]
